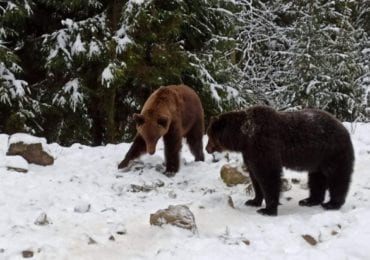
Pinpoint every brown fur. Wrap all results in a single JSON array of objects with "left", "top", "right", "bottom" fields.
[
  {"left": 118, "top": 84, "right": 205, "bottom": 175},
  {"left": 206, "top": 106, "right": 354, "bottom": 216}
]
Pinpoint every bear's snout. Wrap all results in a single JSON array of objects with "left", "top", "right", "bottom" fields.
[
  {"left": 206, "top": 143, "right": 214, "bottom": 153},
  {"left": 146, "top": 144, "right": 156, "bottom": 155}
]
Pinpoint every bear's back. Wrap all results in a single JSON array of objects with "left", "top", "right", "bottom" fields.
[
  {"left": 278, "top": 109, "right": 354, "bottom": 171},
  {"left": 141, "top": 84, "right": 204, "bottom": 135},
  {"left": 142, "top": 85, "right": 201, "bottom": 113}
]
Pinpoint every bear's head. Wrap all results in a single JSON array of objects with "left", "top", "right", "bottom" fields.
[
  {"left": 205, "top": 116, "right": 227, "bottom": 153},
  {"left": 206, "top": 111, "right": 247, "bottom": 153},
  {"left": 134, "top": 112, "right": 170, "bottom": 155}
]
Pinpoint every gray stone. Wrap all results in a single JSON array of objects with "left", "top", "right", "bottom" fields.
[
  {"left": 150, "top": 205, "right": 197, "bottom": 233},
  {"left": 7, "top": 142, "right": 54, "bottom": 166},
  {"left": 220, "top": 164, "right": 251, "bottom": 187},
  {"left": 302, "top": 234, "right": 318, "bottom": 246},
  {"left": 74, "top": 203, "right": 91, "bottom": 213},
  {"left": 22, "top": 250, "right": 34, "bottom": 258},
  {"left": 128, "top": 179, "right": 165, "bottom": 193},
  {"left": 280, "top": 178, "right": 292, "bottom": 192},
  {"left": 34, "top": 212, "right": 50, "bottom": 226}
]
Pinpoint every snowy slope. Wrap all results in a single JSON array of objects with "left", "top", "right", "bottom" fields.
[{"left": 0, "top": 123, "right": 370, "bottom": 260}]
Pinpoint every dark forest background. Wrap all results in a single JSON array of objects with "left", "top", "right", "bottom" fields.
[{"left": 1, "top": 0, "right": 369, "bottom": 146}]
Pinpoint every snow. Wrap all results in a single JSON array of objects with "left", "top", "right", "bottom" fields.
[
  {"left": 24, "top": 0, "right": 32, "bottom": 15},
  {"left": 1, "top": 155, "right": 29, "bottom": 172},
  {"left": 71, "top": 34, "right": 86, "bottom": 55},
  {"left": 306, "top": 80, "right": 319, "bottom": 95},
  {"left": 9, "top": 133, "right": 47, "bottom": 146},
  {"left": 0, "top": 28, "right": 6, "bottom": 38},
  {"left": 361, "top": 48, "right": 370, "bottom": 55},
  {"left": 101, "top": 64, "right": 115, "bottom": 88},
  {"left": 131, "top": 0, "right": 146, "bottom": 5},
  {"left": 52, "top": 79, "right": 83, "bottom": 112},
  {"left": 0, "top": 124, "right": 370, "bottom": 259},
  {"left": 210, "top": 83, "right": 221, "bottom": 102},
  {"left": 115, "top": 35, "right": 132, "bottom": 54},
  {"left": 61, "top": 19, "right": 77, "bottom": 30},
  {"left": 6, "top": 2, "right": 17, "bottom": 11},
  {"left": 88, "top": 41, "right": 101, "bottom": 57},
  {"left": 10, "top": 78, "right": 28, "bottom": 98},
  {"left": 0, "top": 61, "right": 28, "bottom": 105},
  {"left": 46, "top": 30, "right": 71, "bottom": 62},
  {"left": 64, "top": 79, "right": 83, "bottom": 111}
]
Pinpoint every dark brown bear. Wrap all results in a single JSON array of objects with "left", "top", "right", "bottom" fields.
[
  {"left": 118, "top": 84, "right": 205, "bottom": 175},
  {"left": 206, "top": 106, "right": 354, "bottom": 216}
]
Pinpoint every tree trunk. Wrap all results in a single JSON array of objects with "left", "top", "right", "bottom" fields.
[
  {"left": 104, "top": 0, "right": 125, "bottom": 143},
  {"left": 105, "top": 86, "right": 117, "bottom": 143}
]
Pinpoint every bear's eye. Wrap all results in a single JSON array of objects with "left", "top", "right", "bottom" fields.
[
  {"left": 133, "top": 113, "right": 145, "bottom": 126},
  {"left": 157, "top": 118, "right": 168, "bottom": 128},
  {"left": 136, "top": 119, "right": 144, "bottom": 126}
]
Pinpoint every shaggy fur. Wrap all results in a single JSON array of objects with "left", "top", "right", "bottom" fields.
[
  {"left": 206, "top": 106, "right": 354, "bottom": 216},
  {"left": 118, "top": 84, "right": 205, "bottom": 176}
]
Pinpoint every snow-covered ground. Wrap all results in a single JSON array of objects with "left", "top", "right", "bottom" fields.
[{"left": 0, "top": 123, "right": 370, "bottom": 260}]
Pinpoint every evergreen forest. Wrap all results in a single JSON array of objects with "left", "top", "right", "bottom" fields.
[{"left": 1, "top": 0, "right": 369, "bottom": 145}]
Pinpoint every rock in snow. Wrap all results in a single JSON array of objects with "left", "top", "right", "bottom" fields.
[
  {"left": 22, "top": 250, "right": 34, "bottom": 258},
  {"left": 74, "top": 203, "right": 91, "bottom": 213},
  {"left": 280, "top": 178, "right": 292, "bottom": 192},
  {"left": 220, "top": 164, "right": 251, "bottom": 186},
  {"left": 7, "top": 133, "right": 54, "bottom": 166},
  {"left": 150, "top": 205, "right": 197, "bottom": 233},
  {"left": 0, "top": 123, "right": 369, "bottom": 259},
  {"left": 34, "top": 212, "right": 50, "bottom": 226},
  {"left": 220, "top": 164, "right": 293, "bottom": 192}
]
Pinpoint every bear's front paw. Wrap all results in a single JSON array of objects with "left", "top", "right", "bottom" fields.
[
  {"left": 256, "top": 207, "right": 277, "bottom": 216},
  {"left": 163, "top": 171, "right": 177, "bottom": 177},
  {"left": 245, "top": 199, "right": 262, "bottom": 207},
  {"left": 118, "top": 159, "right": 134, "bottom": 171},
  {"left": 299, "top": 198, "right": 322, "bottom": 207},
  {"left": 164, "top": 165, "right": 179, "bottom": 176},
  {"left": 118, "top": 160, "right": 128, "bottom": 169}
]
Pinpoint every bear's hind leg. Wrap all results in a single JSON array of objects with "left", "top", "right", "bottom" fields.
[
  {"left": 185, "top": 122, "right": 205, "bottom": 162},
  {"left": 118, "top": 134, "right": 146, "bottom": 169},
  {"left": 321, "top": 167, "right": 351, "bottom": 210},
  {"left": 299, "top": 171, "right": 327, "bottom": 207}
]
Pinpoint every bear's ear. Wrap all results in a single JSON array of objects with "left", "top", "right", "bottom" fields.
[
  {"left": 157, "top": 116, "right": 169, "bottom": 128},
  {"left": 207, "top": 115, "right": 223, "bottom": 133},
  {"left": 133, "top": 113, "right": 145, "bottom": 126},
  {"left": 209, "top": 115, "right": 219, "bottom": 125}
]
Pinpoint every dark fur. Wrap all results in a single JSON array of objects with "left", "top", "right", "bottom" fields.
[
  {"left": 118, "top": 85, "right": 205, "bottom": 175},
  {"left": 206, "top": 106, "right": 354, "bottom": 216}
]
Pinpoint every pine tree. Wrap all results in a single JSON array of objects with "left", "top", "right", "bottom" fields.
[
  {"left": 0, "top": 0, "right": 34, "bottom": 133},
  {"left": 41, "top": 0, "right": 242, "bottom": 145},
  {"left": 276, "top": 0, "right": 364, "bottom": 120},
  {"left": 181, "top": 0, "right": 243, "bottom": 113},
  {"left": 354, "top": 0, "right": 370, "bottom": 119},
  {"left": 2, "top": 0, "right": 369, "bottom": 145},
  {"left": 236, "top": 0, "right": 288, "bottom": 107}
]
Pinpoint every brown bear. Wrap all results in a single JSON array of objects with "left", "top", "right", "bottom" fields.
[
  {"left": 206, "top": 106, "right": 354, "bottom": 216},
  {"left": 118, "top": 84, "right": 205, "bottom": 176}
]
